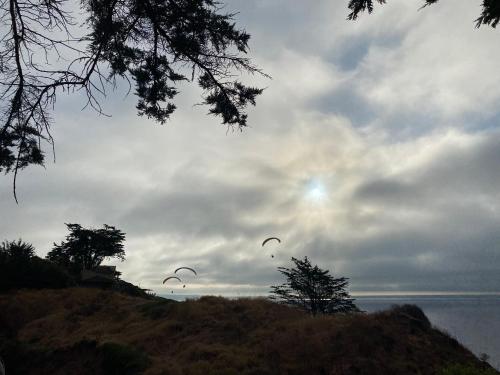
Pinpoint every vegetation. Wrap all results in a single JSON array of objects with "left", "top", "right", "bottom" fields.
[
  {"left": 438, "top": 363, "right": 499, "bottom": 375},
  {"left": 112, "top": 279, "right": 157, "bottom": 299},
  {"left": 46, "top": 223, "right": 126, "bottom": 275},
  {"left": 1, "top": 224, "right": 155, "bottom": 299},
  {"left": 270, "top": 256, "right": 358, "bottom": 315},
  {"left": 100, "top": 342, "right": 151, "bottom": 375},
  {"left": 0, "top": 0, "right": 265, "bottom": 194},
  {"left": 0, "top": 239, "right": 74, "bottom": 292},
  {"left": 4, "top": 0, "right": 497, "bottom": 201},
  {"left": 0, "top": 337, "right": 150, "bottom": 375},
  {"left": 0, "top": 235, "right": 495, "bottom": 373},
  {"left": 0, "top": 288, "right": 496, "bottom": 375},
  {"left": 347, "top": 0, "right": 500, "bottom": 28}
]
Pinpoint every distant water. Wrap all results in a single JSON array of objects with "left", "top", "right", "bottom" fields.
[
  {"left": 356, "top": 295, "right": 500, "bottom": 370},
  {"left": 163, "top": 294, "right": 500, "bottom": 370}
]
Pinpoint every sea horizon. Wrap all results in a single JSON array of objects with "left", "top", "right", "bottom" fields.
[{"left": 159, "top": 291, "right": 500, "bottom": 299}]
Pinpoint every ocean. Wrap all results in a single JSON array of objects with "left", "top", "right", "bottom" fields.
[{"left": 164, "top": 294, "right": 500, "bottom": 370}]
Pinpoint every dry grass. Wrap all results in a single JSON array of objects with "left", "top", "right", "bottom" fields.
[{"left": 0, "top": 289, "right": 496, "bottom": 375}]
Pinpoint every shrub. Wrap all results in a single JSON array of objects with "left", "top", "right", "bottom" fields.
[
  {"left": 139, "top": 298, "right": 178, "bottom": 320},
  {"left": 0, "top": 239, "right": 74, "bottom": 292},
  {"left": 100, "top": 342, "right": 151, "bottom": 375},
  {"left": 438, "top": 364, "right": 498, "bottom": 375},
  {"left": 390, "top": 304, "right": 431, "bottom": 329},
  {"left": 0, "top": 336, "right": 37, "bottom": 374},
  {"left": 112, "top": 279, "right": 155, "bottom": 299}
]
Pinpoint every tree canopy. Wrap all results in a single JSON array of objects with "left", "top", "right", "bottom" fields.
[
  {"left": 0, "top": 0, "right": 265, "bottom": 200},
  {"left": 347, "top": 0, "right": 500, "bottom": 28},
  {"left": 3, "top": 0, "right": 499, "bottom": 202},
  {"left": 270, "top": 256, "right": 359, "bottom": 315},
  {"left": 46, "top": 223, "right": 126, "bottom": 273}
]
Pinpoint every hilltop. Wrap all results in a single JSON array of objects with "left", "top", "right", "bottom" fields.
[{"left": 0, "top": 288, "right": 497, "bottom": 375}]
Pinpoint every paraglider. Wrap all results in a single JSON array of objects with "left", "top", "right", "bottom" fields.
[
  {"left": 164, "top": 267, "right": 197, "bottom": 291},
  {"left": 262, "top": 237, "right": 281, "bottom": 247},
  {"left": 262, "top": 237, "right": 281, "bottom": 258},
  {"left": 163, "top": 276, "right": 182, "bottom": 284},
  {"left": 174, "top": 267, "right": 197, "bottom": 276}
]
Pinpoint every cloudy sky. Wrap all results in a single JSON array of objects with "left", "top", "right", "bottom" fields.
[{"left": 2, "top": 0, "right": 500, "bottom": 295}]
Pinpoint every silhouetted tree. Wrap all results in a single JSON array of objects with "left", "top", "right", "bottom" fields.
[
  {"left": 0, "top": 239, "right": 74, "bottom": 291},
  {"left": 0, "top": 239, "right": 35, "bottom": 262},
  {"left": 0, "top": 0, "right": 266, "bottom": 200},
  {"left": 347, "top": 0, "right": 500, "bottom": 28},
  {"left": 46, "top": 223, "right": 125, "bottom": 274},
  {"left": 270, "top": 256, "right": 359, "bottom": 315}
]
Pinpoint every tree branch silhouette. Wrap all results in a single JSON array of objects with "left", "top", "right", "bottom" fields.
[
  {"left": 347, "top": 0, "right": 500, "bottom": 28},
  {"left": 0, "top": 0, "right": 266, "bottom": 202}
]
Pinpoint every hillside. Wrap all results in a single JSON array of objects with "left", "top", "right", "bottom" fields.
[{"left": 0, "top": 288, "right": 497, "bottom": 375}]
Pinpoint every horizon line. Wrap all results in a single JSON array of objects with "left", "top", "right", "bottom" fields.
[{"left": 157, "top": 291, "right": 500, "bottom": 297}]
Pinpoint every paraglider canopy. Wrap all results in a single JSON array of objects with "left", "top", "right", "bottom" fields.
[
  {"left": 174, "top": 267, "right": 197, "bottom": 276},
  {"left": 163, "top": 276, "right": 182, "bottom": 284},
  {"left": 262, "top": 237, "right": 281, "bottom": 247}
]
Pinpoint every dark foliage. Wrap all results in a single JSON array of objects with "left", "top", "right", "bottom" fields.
[
  {"left": 390, "top": 304, "right": 431, "bottom": 330},
  {"left": 0, "top": 0, "right": 265, "bottom": 200},
  {"left": 0, "top": 239, "right": 74, "bottom": 292},
  {"left": 139, "top": 298, "right": 178, "bottom": 320},
  {"left": 0, "top": 239, "right": 35, "bottom": 260},
  {"left": 100, "top": 342, "right": 151, "bottom": 375},
  {"left": 46, "top": 223, "right": 125, "bottom": 274},
  {"left": 347, "top": 0, "right": 500, "bottom": 28},
  {"left": 270, "top": 256, "right": 359, "bottom": 315},
  {"left": 112, "top": 279, "right": 156, "bottom": 299},
  {"left": 438, "top": 363, "right": 498, "bottom": 375},
  {"left": 0, "top": 336, "right": 46, "bottom": 375},
  {"left": 347, "top": 0, "right": 386, "bottom": 20},
  {"left": 0, "top": 337, "right": 149, "bottom": 375}
]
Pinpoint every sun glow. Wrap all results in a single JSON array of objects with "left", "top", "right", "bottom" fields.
[{"left": 306, "top": 180, "right": 327, "bottom": 201}]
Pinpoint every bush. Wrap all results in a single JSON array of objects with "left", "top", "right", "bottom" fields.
[
  {"left": 390, "top": 304, "right": 431, "bottom": 329},
  {"left": 112, "top": 279, "right": 155, "bottom": 299},
  {"left": 100, "top": 342, "right": 151, "bottom": 375},
  {"left": 0, "top": 336, "right": 38, "bottom": 374},
  {"left": 438, "top": 364, "right": 498, "bottom": 375},
  {"left": 0, "top": 239, "right": 74, "bottom": 292},
  {"left": 139, "top": 298, "right": 178, "bottom": 320}
]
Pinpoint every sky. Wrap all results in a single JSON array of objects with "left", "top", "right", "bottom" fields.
[{"left": 2, "top": 0, "right": 500, "bottom": 295}]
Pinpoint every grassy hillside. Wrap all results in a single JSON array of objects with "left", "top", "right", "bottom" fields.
[{"left": 0, "top": 288, "right": 497, "bottom": 375}]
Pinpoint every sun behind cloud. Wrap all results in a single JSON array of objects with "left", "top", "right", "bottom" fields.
[{"left": 306, "top": 179, "right": 327, "bottom": 202}]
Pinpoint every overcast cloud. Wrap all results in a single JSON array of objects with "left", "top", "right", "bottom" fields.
[{"left": 2, "top": 0, "right": 500, "bottom": 295}]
